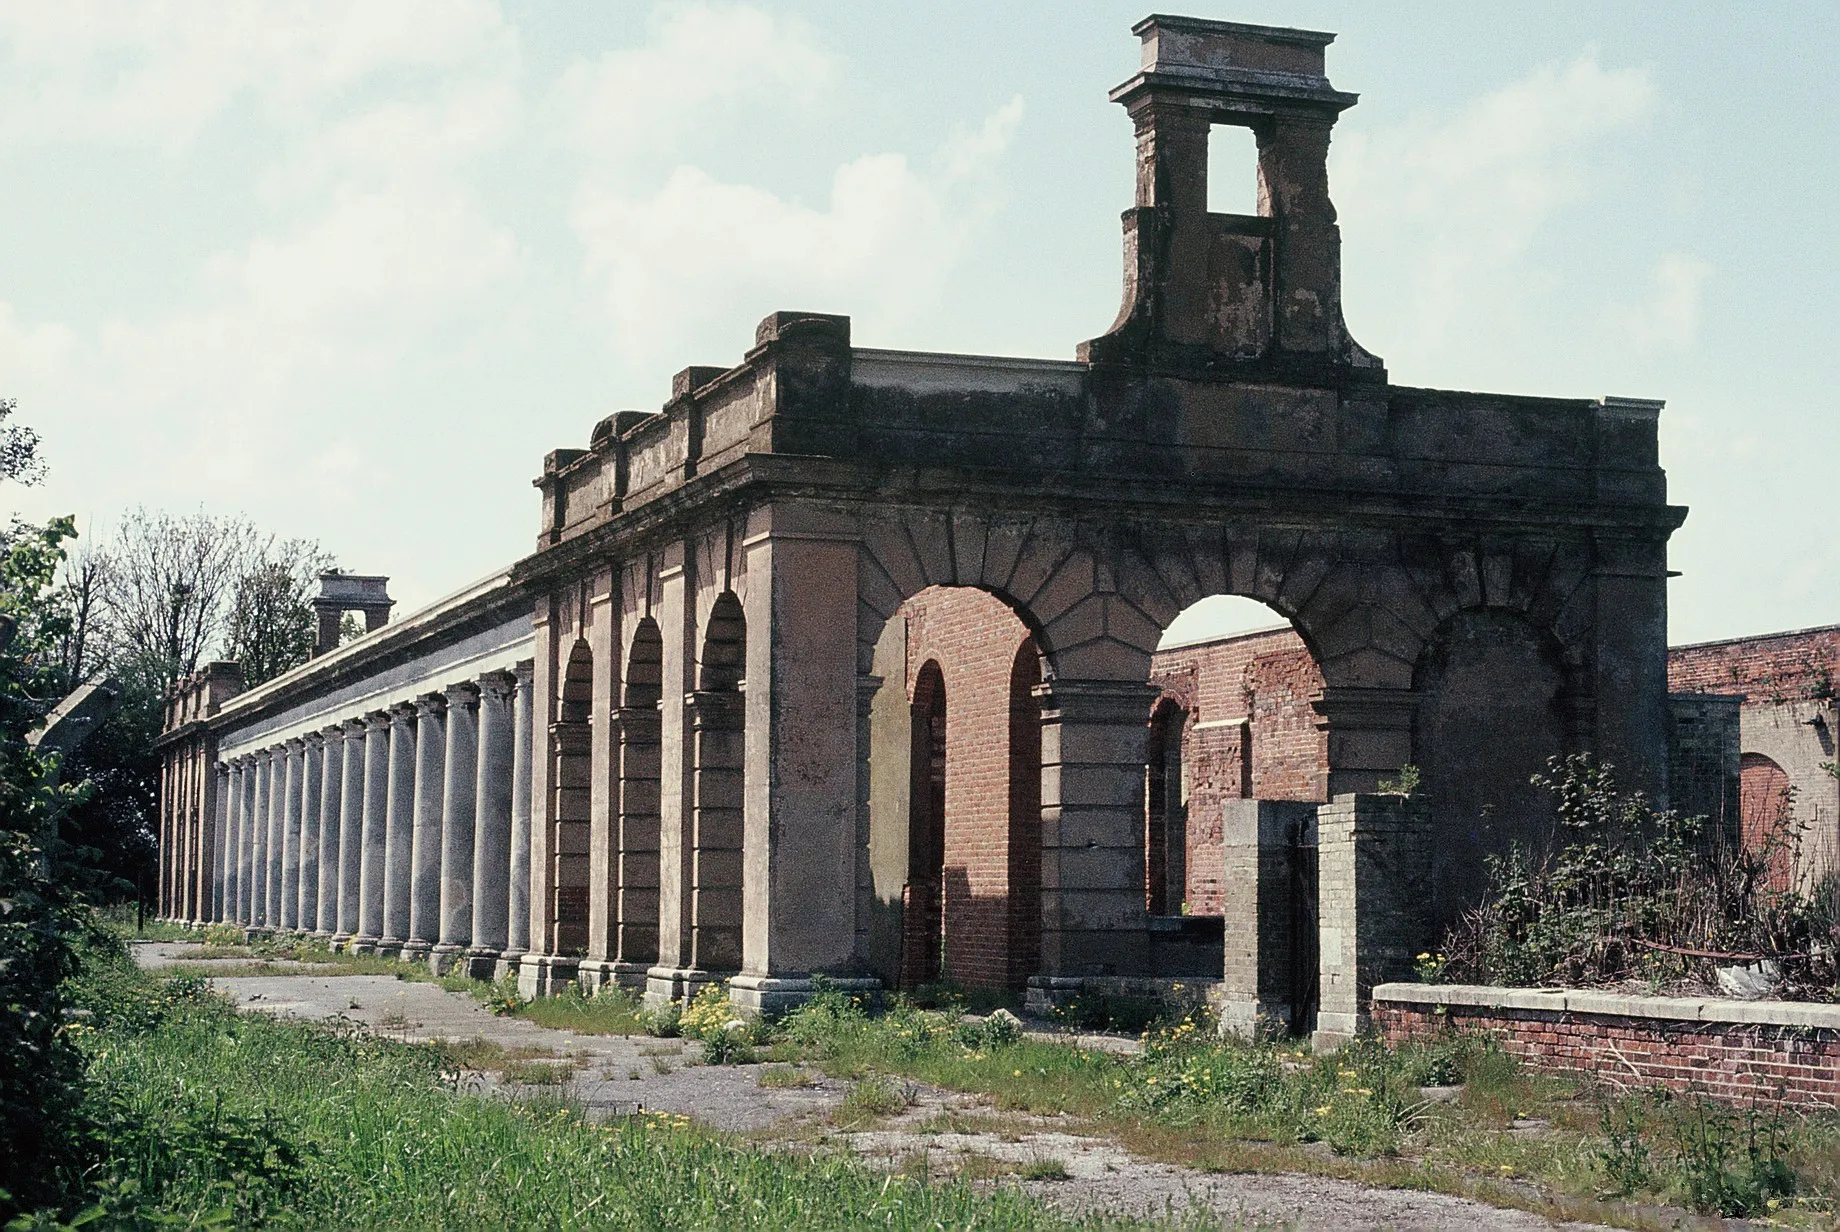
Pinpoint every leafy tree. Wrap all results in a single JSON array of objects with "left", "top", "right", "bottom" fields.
[
  {"left": 224, "top": 538, "right": 332, "bottom": 686},
  {"left": 0, "top": 408, "right": 94, "bottom": 1216}
]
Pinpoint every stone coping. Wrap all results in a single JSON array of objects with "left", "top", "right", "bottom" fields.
[{"left": 1373, "top": 982, "right": 1840, "bottom": 1030}]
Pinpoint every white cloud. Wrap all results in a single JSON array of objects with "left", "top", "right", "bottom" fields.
[
  {"left": 0, "top": 0, "right": 516, "bottom": 150},
  {"left": 1334, "top": 52, "right": 1656, "bottom": 368},
  {"left": 553, "top": 2, "right": 832, "bottom": 160},
  {"left": 1609, "top": 252, "right": 1714, "bottom": 352},
  {"left": 574, "top": 96, "right": 1025, "bottom": 361}
]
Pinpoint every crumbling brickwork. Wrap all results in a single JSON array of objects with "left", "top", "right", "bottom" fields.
[{"left": 1149, "top": 627, "right": 1326, "bottom": 916}]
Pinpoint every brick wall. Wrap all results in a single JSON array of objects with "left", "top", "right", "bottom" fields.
[
  {"left": 1668, "top": 626, "right": 1840, "bottom": 701},
  {"left": 1376, "top": 985, "right": 1840, "bottom": 1109},
  {"left": 1150, "top": 627, "right": 1326, "bottom": 916},
  {"left": 901, "top": 588, "right": 1037, "bottom": 989}
]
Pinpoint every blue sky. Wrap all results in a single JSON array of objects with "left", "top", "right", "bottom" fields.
[{"left": 4, "top": 2, "right": 1835, "bottom": 645}]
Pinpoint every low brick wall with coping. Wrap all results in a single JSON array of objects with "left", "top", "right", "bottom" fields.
[{"left": 1373, "top": 983, "right": 1840, "bottom": 1109}]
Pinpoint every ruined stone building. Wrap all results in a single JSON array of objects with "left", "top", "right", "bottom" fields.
[{"left": 156, "top": 16, "right": 1688, "bottom": 1043}]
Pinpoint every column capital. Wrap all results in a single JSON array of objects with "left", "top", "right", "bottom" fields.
[
  {"left": 443, "top": 680, "right": 481, "bottom": 707},
  {"left": 477, "top": 670, "right": 516, "bottom": 702},
  {"left": 284, "top": 737, "right": 305, "bottom": 753},
  {"left": 345, "top": 715, "right": 371, "bottom": 736},
  {"left": 319, "top": 722, "right": 345, "bottom": 742},
  {"left": 366, "top": 709, "right": 395, "bottom": 731},
  {"left": 1031, "top": 678, "right": 1160, "bottom": 724},
  {"left": 303, "top": 730, "right": 324, "bottom": 749},
  {"left": 413, "top": 692, "right": 446, "bottom": 717},
  {"left": 1309, "top": 686, "right": 1419, "bottom": 730},
  {"left": 514, "top": 658, "right": 535, "bottom": 686},
  {"left": 390, "top": 700, "right": 418, "bottom": 723}
]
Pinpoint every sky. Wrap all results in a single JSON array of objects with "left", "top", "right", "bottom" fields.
[{"left": 2, "top": 1, "right": 1836, "bottom": 648}]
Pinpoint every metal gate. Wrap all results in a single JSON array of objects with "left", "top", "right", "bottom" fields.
[{"left": 1287, "top": 823, "right": 1319, "bottom": 1036}]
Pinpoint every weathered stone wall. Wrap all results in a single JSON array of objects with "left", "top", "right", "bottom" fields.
[{"left": 1377, "top": 983, "right": 1840, "bottom": 1110}]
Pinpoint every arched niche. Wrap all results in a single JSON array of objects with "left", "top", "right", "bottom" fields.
[{"left": 1412, "top": 608, "right": 1570, "bottom": 929}]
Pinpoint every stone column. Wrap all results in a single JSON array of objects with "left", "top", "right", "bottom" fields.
[
  {"left": 237, "top": 756, "right": 258, "bottom": 925},
  {"left": 315, "top": 726, "right": 343, "bottom": 935},
  {"left": 1313, "top": 793, "right": 1432, "bottom": 1050},
  {"left": 1218, "top": 799, "right": 1319, "bottom": 1039},
  {"left": 334, "top": 718, "right": 367, "bottom": 945},
  {"left": 730, "top": 513, "right": 877, "bottom": 1015},
  {"left": 1027, "top": 678, "right": 1159, "bottom": 1011},
  {"left": 212, "top": 763, "right": 230, "bottom": 922},
  {"left": 278, "top": 740, "right": 303, "bottom": 931},
  {"left": 380, "top": 703, "right": 418, "bottom": 955},
  {"left": 1310, "top": 687, "right": 1418, "bottom": 798},
  {"left": 469, "top": 672, "right": 516, "bottom": 978},
  {"left": 432, "top": 682, "right": 479, "bottom": 973},
  {"left": 354, "top": 711, "right": 392, "bottom": 952},
  {"left": 298, "top": 733, "right": 324, "bottom": 934},
  {"left": 222, "top": 760, "right": 244, "bottom": 923},
  {"left": 253, "top": 749, "right": 275, "bottom": 927},
  {"left": 499, "top": 661, "right": 534, "bottom": 980},
  {"left": 402, "top": 692, "right": 446, "bottom": 964}
]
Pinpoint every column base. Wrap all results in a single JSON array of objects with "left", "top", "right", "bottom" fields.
[
  {"left": 428, "top": 943, "right": 467, "bottom": 976},
  {"left": 577, "top": 960, "right": 651, "bottom": 994},
  {"left": 518, "top": 953, "right": 579, "bottom": 999},
  {"left": 463, "top": 948, "right": 503, "bottom": 980},
  {"left": 1024, "top": 975, "right": 1086, "bottom": 1017},
  {"left": 492, "top": 950, "right": 527, "bottom": 982},
  {"left": 644, "top": 965, "right": 726, "bottom": 1009},
  {"left": 1216, "top": 999, "right": 1292, "bottom": 1041},
  {"left": 728, "top": 974, "right": 881, "bottom": 1017},
  {"left": 374, "top": 937, "right": 408, "bottom": 961},
  {"left": 1311, "top": 1010, "right": 1365, "bottom": 1053},
  {"left": 399, "top": 940, "right": 433, "bottom": 965}
]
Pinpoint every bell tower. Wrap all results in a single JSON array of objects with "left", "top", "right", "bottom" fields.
[{"left": 1081, "top": 16, "right": 1382, "bottom": 380}]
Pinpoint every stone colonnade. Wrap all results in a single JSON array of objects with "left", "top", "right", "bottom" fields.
[{"left": 196, "top": 663, "right": 536, "bottom": 978}]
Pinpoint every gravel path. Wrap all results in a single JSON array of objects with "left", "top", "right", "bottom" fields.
[{"left": 134, "top": 942, "right": 1610, "bottom": 1230}]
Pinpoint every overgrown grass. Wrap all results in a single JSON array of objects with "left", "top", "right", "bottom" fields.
[
  {"left": 40, "top": 957, "right": 1193, "bottom": 1230},
  {"left": 776, "top": 987, "right": 1840, "bottom": 1225}
]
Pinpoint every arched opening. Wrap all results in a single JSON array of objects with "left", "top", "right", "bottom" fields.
[
  {"left": 617, "top": 618, "right": 663, "bottom": 965},
  {"left": 1151, "top": 595, "right": 1327, "bottom": 921},
  {"left": 690, "top": 593, "right": 745, "bottom": 973},
  {"left": 1150, "top": 593, "right": 1326, "bottom": 1014},
  {"left": 552, "top": 638, "right": 593, "bottom": 955},
  {"left": 1145, "top": 698, "right": 1189, "bottom": 916},
  {"left": 1739, "top": 753, "right": 1795, "bottom": 891},
  {"left": 902, "top": 660, "right": 947, "bottom": 988},
  {"left": 1413, "top": 609, "right": 1569, "bottom": 930},
  {"left": 864, "top": 585, "right": 1044, "bottom": 992}
]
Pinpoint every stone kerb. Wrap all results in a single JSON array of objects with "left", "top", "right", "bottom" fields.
[{"left": 1313, "top": 792, "right": 1431, "bottom": 1051}]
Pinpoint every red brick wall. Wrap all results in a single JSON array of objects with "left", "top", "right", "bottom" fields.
[
  {"left": 1378, "top": 1002, "right": 1840, "bottom": 1110},
  {"left": 1667, "top": 626, "right": 1840, "bottom": 702},
  {"left": 901, "top": 588, "right": 1037, "bottom": 989},
  {"left": 1150, "top": 627, "right": 1327, "bottom": 916}
]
